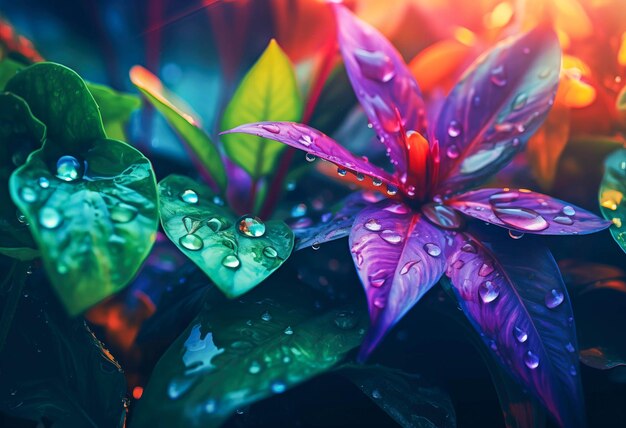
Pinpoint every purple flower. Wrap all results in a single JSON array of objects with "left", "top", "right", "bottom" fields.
[{"left": 223, "top": 5, "right": 610, "bottom": 427}]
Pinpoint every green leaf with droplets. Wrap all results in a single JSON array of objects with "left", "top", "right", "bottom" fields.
[
  {"left": 599, "top": 148, "right": 626, "bottom": 253},
  {"left": 132, "top": 277, "right": 367, "bottom": 428},
  {"left": 130, "top": 65, "right": 227, "bottom": 192},
  {"left": 87, "top": 82, "right": 141, "bottom": 141},
  {"left": 0, "top": 92, "right": 45, "bottom": 259},
  {"left": 6, "top": 62, "right": 158, "bottom": 315},
  {"left": 158, "top": 174, "right": 294, "bottom": 298},
  {"left": 220, "top": 40, "right": 303, "bottom": 178}
]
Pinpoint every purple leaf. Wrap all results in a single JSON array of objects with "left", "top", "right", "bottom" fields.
[
  {"left": 291, "top": 191, "right": 384, "bottom": 251},
  {"left": 221, "top": 121, "right": 398, "bottom": 187},
  {"left": 444, "top": 225, "right": 584, "bottom": 428},
  {"left": 334, "top": 4, "right": 428, "bottom": 172},
  {"left": 447, "top": 188, "right": 611, "bottom": 235},
  {"left": 435, "top": 26, "right": 560, "bottom": 195},
  {"left": 349, "top": 200, "right": 449, "bottom": 359}
]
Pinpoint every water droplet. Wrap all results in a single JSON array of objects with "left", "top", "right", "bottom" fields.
[
  {"left": 180, "top": 189, "right": 199, "bottom": 204},
  {"left": 206, "top": 218, "right": 223, "bottom": 232},
  {"left": 38, "top": 177, "right": 50, "bottom": 189},
  {"left": 305, "top": 153, "right": 316, "bottom": 162},
  {"left": 524, "top": 351, "right": 540, "bottom": 369},
  {"left": 237, "top": 215, "right": 266, "bottom": 237},
  {"left": 489, "top": 190, "right": 519, "bottom": 204},
  {"left": 384, "top": 204, "right": 410, "bottom": 214},
  {"left": 493, "top": 206, "right": 549, "bottom": 231},
  {"left": 56, "top": 155, "right": 82, "bottom": 181},
  {"left": 424, "top": 243, "right": 442, "bottom": 257},
  {"left": 490, "top": 65, "right": 507, "bottom": 87},
  {"left": 222, "top": 254, "right": 240, "bottom": 269},
  {"left": 261, "top": 124, "right": 281, "bottom": 134},
  {"left": 179, "top": 234, "right": 203, "bottom": 251},
  {"left": 261, "top": 311, "right": 272, "bottom": 322},
  {"left": 263, "top": 246, "right": 278, "bottom": 258},
  {"left": 355, "top": 173, "right": 365, "bottom": 181},
  {"left": 39, "top": 207, "right": 62, "bottom": 229},
  {"left": 421, "top": 203, "right": 463, "bottom": 230},
  {"left": 213, "top": 195, "right": 225, "bottom": 206},
  {"left": 514, "top": 326, "right": 528, "bottom": 343},
  {"left": 353, "top": 48, "right": 395, "bottom": 83},
  {"left": 291, "top": 203, "right": 307, "bottom": 218},
  {"left": 372, "top": 177, "right": 383, "bottom": 187},
  {"left": 372, "top": 389, "right": 382, "bottom": 399},
  {"left": 553, "top": 215, "right": 574, "bottom": 225},
  {"left": 204, "top": 399, "right": 217, "bottom": 413},
  {"left": 299, "top": 134, "right": 314, "bottom": 147},
  {"left": 562, "top": 205, "right": 576, "bottom": 216},
  {"left": 364, "top": 218, "right": 382, "bottom": 232},
  {"left": 478, "top": 263, "right": 494, "bottom": 277},
  {"left": 369, "top": 276, "right": 386, "bottom": 287},
  {"left": 479, "top": 280, "right": 500, "bottom": 303},
  {"left": 337, "top": 167, "right": 347, "bottom": 176},
  {"left": 380, "top": 230, "right": 403, "bottom": 244},
  {"left": 311, "top": 242, "right": 321, "bottom": 250},
  {"left": 447, "top": 120, "right": 462, "bottom": 138},
  {"left": 110, "top": 203, "right": 138, "bottom": 223},
  {"left": 569, "top": 365, "right": 577, "bottom": 376},
  {"left": 446, "top": 144, "right": 460, "bottom": 159},
  {"left": 400, "top": 260, "right": 420, "bottom": 275},
  {"left": 271, "top": 381, "right": 287, "bottom": 394},
  {"left": 248, "top": 361, "right": 262, "bottom": 374},
  {"left": 20, "top": 187, "right": 37, "bottom": 203},
  {"left": 512, "top": 93, "right": 527, "bottom": 110},
  {"left": 508, "top": 229, "right": 524, "bottom": 239},
  {"left": 334, "top": 310, "right": 357, "bottom": 330},
  {"left": 386, "top": 184, "right": 398, "bottom": 196},
  {"left": 283, "top": 326, "right": 294, "bottom": 335},
  {"left": 545, "top": 289, "right": 564, "bottom": 309},
  {"left": 461, "top": 243, "right": 476, "bottom": 253},
  {"left": 565, "top": 342, "right": 575, "bottom": 353},
  {"left": 235, "top": 409, "right": 245, "bottom": 415},
  {"left": 373, "top": 297, "right": 386, "bottom": 308}
]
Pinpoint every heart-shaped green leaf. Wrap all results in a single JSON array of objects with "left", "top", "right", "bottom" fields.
[
  {"left": 130, "top": 65, "right": 227, "bottom": 192},
  {"left": 87, "top": 82, "right": 140, "bottom": 141},
  {"left": 599, "top": 148, "right": 626, "bottom": 253},
  {"left": 6, "top": 62, "right": 158, "bottom": 315},
  {"left": 220, "top": 40, "right": 303, "bottom": 179},
  {"left": 159, "top": 174, "right": 294, "bottom": 298},
  {"left": 132, "top": 278, "right": 367, "bottom": 428},
  {"left": 0, "top": 92, "right": 45, "bottom": 259}
]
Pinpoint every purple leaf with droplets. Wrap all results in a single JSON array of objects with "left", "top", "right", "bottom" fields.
[
  {"left": 447, "top": 188, "right": 611, "bottom": 235},
  {"left": 435, "top": 26, "right": 560, "bottom": 195},
  {"left": 221, "top": 121, "right": 397, "bottom": 187},
  {"left": 349, "top": 200, "right": 448, "bottom": 359},
  {"left": 334, "top": 4, "right": 428, "bottom": 172},
  {"left": 444, "top": 225, "right": 584, "bottom": 428},
  {"left": 291, "top": 191, "right": 384, "bottom": 251}
]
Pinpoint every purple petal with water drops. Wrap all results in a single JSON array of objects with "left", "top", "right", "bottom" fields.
[
  {"left": 435, "top": 26, "right": 560, "bottom": 195},
  {"left": 221, "top": 121, "right": 398, "bottom": 187},
  {"left": 334, "top": 4, "right": 428, "bottom": 172},
  {"left": 349, "top": 200, "right": 449, "bottom": 360},
  {"left": 447, "top": 188, "right": 611, "bottom": 235},
  {"left": 291, "top": 191, "right": 384, "bottom": 251},
  {"left": 444, "top": 225, "right": 584, "bottom": 428}
]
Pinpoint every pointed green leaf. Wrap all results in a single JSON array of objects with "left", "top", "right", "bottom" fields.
[
  {"left": 5, "top": 62, "right": 158, "bottom": 315},
  {"left": 87, "top": 82, "right": 141, "bottom": 141},
  {"left": 132, "top": 279, "right": 367, "bottom": 428},
  {"left": 599, "top": 148, "right": 626, "bottom": 253},
  {"left": 220, "top": 40, "right": 303, "bottom": 178},
  {"left": 159, "top": 174, "right": 293, "bottom": 298},
  {"left": 0, "top": 92, "right": 45, "bottom": 257},
  {"left": 340, "top": 364, "right": 457, "bottom": 428},
  {"left": 130, "top": 65, "right": 227, "bottom": 192}
]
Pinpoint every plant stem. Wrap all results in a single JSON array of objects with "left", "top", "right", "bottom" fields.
[{"left": 0, "top": 262, "right": 29, "bottom": 354}]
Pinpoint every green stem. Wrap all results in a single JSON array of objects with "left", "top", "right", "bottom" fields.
[{"left": 0, "top": 262, "right": 29, "bottom": 354}]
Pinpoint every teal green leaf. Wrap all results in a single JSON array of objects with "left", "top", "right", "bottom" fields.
[
  {"left": 87, "top": 82, "right": 140, "bottom": 141},
  {"left": 159, "top": 174, "right": 293, "bottom": 298},
  {"left": 0, "top": 92, "right": 45, "bottom": 257},
  {"left": 340, "top": 364, "right": 457, "bottom": 428},
  {"left": 132, "top": 278, "right": 367, "bottom": 428},
  {"left": 599, "top": 148, "right": 626, "bottom": 253},
  {"left": 5, "top": 62, "right": 106, "bottom": 151},
  {"left": 130, "top": 65, "right": 227, "bottom": 192},
  {"left": 220, "top": 40, "right": 303, "bottom": 178},
  {"left": 0, "top": 57, "right": 24, "bottom": 89}
]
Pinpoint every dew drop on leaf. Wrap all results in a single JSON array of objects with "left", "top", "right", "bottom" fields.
[
  {"left": 237, "top": 215, "right": 266, "bottom": 237},
  {"left": 263, "top": 246, "right": 278, "bottom": 258},
  {"left": 380, "top": 230, "right": 403, "bottom": 244},
  {"left": 20, "top": 186, "right": 37, "bottom": 203},
  {"left": 524, "top": 351, "right": 540, "bottom": 369},
  {"left": 37, "top": 177, "right": 50, "bottom": 189},
  {"left": 424, "top": 243, "right": 442, "bottom": 257},
  {"left": 222, "top": 254, "right": 240, "bottom": 269},
  {"left": 353, "top": 48, "right": 395, "bottom": 83},
  {"left": 261, "top": 311, "right": 272, "bottom": 321},
  {"left": 39, "top": 207, "right": 62, "bottom": 229},
  {"left": 545, "top": 289, "right": 564, "bottom": 309},
  {"left": 179, "top": 234, "right": 203, "bottom": 251},
  {"left": 447, "top": 120, "right": 462, "bottom": 138},
  {"left": 513, "top": 326, "right": 528, "bottom": 343},
  {"left": 364, "top": 218, "right": 382, "bottom": 232},
  {"left": 479, "top": 280, "right": 500, "bottom": 303},
  {"left": 305, "top": 153, "right": 316, "bottom": 162},
  {"left": 490, "top": 65, "right": 507, "bottom": 87},
  {"left": 56, "top": 155, "right": 82, "bottom": 182},
  {"left": 180, "top": 189, "right": 199, "bottom": 204}
]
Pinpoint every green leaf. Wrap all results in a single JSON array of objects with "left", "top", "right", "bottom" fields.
[
  {"left": 220, "top": 40, "right": 303, "bottom": 178},
  {"left": 130, "top": 65, "right": 227, "bottom": 192},
  {"left": 0, "top": 92, "right": 45, "bottom": 256},
  {"left": 0, "top": 274, "right": 127, "bottom": 427},
  {"left": 87, "top": 82, "right": 141, "bottom": 141},
  {"left": 0, "top": 58, "right": 24, "bottom": 89},
  {"left": 599, "top": 148, "right": 626, "bottom": 253},
  {"left": 5, "top": 62, "right": 106, "bottom": 151},
  {"left": 340, "top": 364, "right": 457, "bottom": 428},
  {"left": 132, "top": 278, "right": 367, "bottom": 428},
  {"left": 159, "top": 174, "right": 293, "bottom": 298}
]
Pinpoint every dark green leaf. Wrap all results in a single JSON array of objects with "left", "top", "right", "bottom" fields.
[
  {"left": 0, "top": 92, "right": 45, "bottom": 257},
  {"left": 87, "top": 82, "right": 141, "bottom": 141},
  {"left": 130, "top": 65, "right": 227, "bottom": 192},
  {"left": 159, "top": 174, "right": 293, "bottom": 298},
  {"left": 599, "top": 148, "right": 626, "bottom": 253},
  {"left": 220, "top": 40, "right": 303, "bottom": 178},
  {"left": 0, "top": 58, "right": 24, "bottom": 89},
  {"left": 340, "top": 364, "right": 456, "bottom": 428},
  {"left": 132, "top": 278, "right": 367, "bottom": 428}
]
